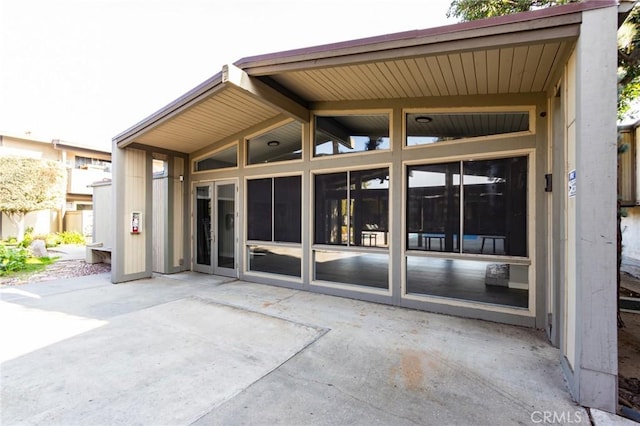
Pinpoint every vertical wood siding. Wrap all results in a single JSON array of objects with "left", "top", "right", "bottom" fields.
[
  {"left": 123, "top": 149, "right": 147, "bottom": 275},
  {"left": 152, "top": 177, "right": 166, "bottom": 272}
]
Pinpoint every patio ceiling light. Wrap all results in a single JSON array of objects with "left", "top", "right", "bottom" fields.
[
  {"left": 415, "top": 116, "right": 433, "bottom": 123},
  {"left": 267, "top": 140, "right": 280, "bottom": 147}
]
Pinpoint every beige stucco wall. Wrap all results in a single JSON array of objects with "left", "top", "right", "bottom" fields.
[{"left": 1, "top": 210, "right": 58, "bottom": 239}]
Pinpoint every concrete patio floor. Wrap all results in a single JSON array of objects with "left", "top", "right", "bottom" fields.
[{"left": 0, "top": 272, "right": 627, "bottom": 425}]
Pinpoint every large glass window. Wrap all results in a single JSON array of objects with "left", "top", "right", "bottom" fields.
[
  {"left": 314, "top": 114, "right": 390, "bottom": 157},
  {"left": 407, "top": 156, "right": 527, "bottom": 257},
  {"left": 314, "top": 168, "right": 389, "bottom": 247},
  {"left": 195, "top": 145, "right": 237, "bottom": 171},
  {"left": 247, "top": 176, "right": 301, "bottom": 243},
  {"left": 406, "top": 111, "right": 530, "bottom": 146},
  {"left": 247, "top": 121, "right": 302, "bottom": 165}
]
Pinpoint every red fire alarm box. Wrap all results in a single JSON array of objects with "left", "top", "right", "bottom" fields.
[{"left": 131, "top": 211, "right": 142, "bottom": 234}]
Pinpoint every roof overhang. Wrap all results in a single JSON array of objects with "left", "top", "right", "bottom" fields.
[{"left": 114, "top": 0, "right": 624, "bottom": 155}]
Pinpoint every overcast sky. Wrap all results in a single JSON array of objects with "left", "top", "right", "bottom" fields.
[{"left": 0, "top": 0, "right": 456, "bottom": 151}]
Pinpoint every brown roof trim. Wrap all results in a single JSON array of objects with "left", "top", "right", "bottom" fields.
[
  {"left": 234, "top": 0, "right": 615, "bottom": 69},
  {"left": 113, "top": 71, "right": 224, "bottom": 146},
  {"left": 52, "top": 139, "right": 111, "bottom": 156}
]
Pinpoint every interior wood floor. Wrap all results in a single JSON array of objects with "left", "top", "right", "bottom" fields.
[{"left": 249, "top": 248, "right": 528, "bottom": 309}]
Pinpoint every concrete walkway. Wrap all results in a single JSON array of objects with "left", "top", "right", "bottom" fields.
[{"left": 0, "top": 272, "right": 629, "bottom": 425}]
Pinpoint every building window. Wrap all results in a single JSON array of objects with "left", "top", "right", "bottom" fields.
[
  {"left": 247, "top": 121, "right": 302, "bottom": 165},
  {"left": 406, "top": 111, "right": 530, "bottom": 146},
  {"left": 314, "top": 114, "right": 390, "bottom": 157},
  {"left": 195, "top": 145, "right": 237, "bottom": 171},
  {"left": 314, "top": 168, "right": 389, "bottom": 247},
  {"left": 247, "top": 176, "right": 301, "bottom": 243},
  {"left": 407, "top": 156, "right": 527, "bottom": 256},
  {"left": 74, "top": 155, "right": 111, "bottom": 171}
]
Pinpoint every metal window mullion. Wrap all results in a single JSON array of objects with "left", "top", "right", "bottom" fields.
[
  {"left": 271, "top": 178, "right": 276, "bottom": 243},
  {"left": 459, "top": 161, "right": 464, "bottom": 254},
  {"left": 346, "top": 171, "right": 351, "bottom": 247}
]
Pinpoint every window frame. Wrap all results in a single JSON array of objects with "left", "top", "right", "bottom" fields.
[
  {"left": 402, "top": 106, "right": 536, "bottom": 150},
  {"left": 245, "top": 119, "right": 304, "bottom": 167},
  {"left": 403, "top": 149, "right": 534, "bottom": 263},
  {"left": 192, "top": 142, "right": 239, "bottom": 173},
  {"left": 401, "top": 149, "right": 536, "bottom": 317},
  {"left": 311, "top": 110, "right": 392, "bottom": 160},
  {"left": 245, "top": 173, "right": 303, "bottom": 244},
  {"left": 311, "top": 165, "right": 391, "bottom": 249}
]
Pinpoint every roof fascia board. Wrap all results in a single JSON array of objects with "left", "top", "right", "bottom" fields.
[
  {"left": 0, "top": 133, "right": 50, "bottom": 145},
  {"left": 114, "top": 72, "right": 225, "bottom": 148},
  {"left": 222, "top": 64, "right": 309, "bottom": 122},
  {"left": 51, "top": 141, "right": 111, "bottom": 157},
  {"left": 126, "top": 142, "right": 189, "bottom": 159},
  {"left": 242, "top": 25, "right": 580, "bottom": 76}
]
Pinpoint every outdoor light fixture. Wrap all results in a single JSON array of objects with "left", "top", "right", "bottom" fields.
[
  {"left": 415, "top": 116, "right": 433, "bottom": 123},
  {"left": 267, "top": 140, "right": 280, "bottom": 147}
]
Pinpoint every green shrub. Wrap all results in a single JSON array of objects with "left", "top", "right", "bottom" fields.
[
  {"left": 57, "top": 231, "right": 86, "bottom": 245},
  {"left": 19, "top": 232, "right": 34, "bottom": 248},
  {"left": 45, "top": 234, "right": 63, "bottom": 248},
  {"left": 0, "top": 244, "right": 30, "bottom": 275}
]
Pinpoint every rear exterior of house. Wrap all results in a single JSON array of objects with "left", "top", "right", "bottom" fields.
[{"left": 111, "top": 1, "right": 631, "bottom": 412}]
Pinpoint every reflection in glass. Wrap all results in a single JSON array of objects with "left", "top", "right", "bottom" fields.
[
  {"left": 247, "top": 121, "right": 302, "bottom": 164},
  {"left": 407, "top": 163, "right": 460, "bottom": 252},
  {"left": 195, "top": 186, "right": 211, "bottom": 265},
  {"left": 406, "top": 257, "right": 528, "bottom": 308},
  {"left": 195, "top": 145, "right": 238, "bottom": 171},
  {"left": 406, "top": 156, "right": 527, "bottom": 257},
  {"left": 314, "top": 172, "right": 348, "bottom": 245},
  {"left": 315, "top": 250, "right": 388, "bottom": 289},
  {"left": 248, "top": 245, "right": 301, "bottom": 277},
  {"left": 216, "top": 183, "right": 235, "bottom": 269},
  {"left": 462, "top": 157, "right": 527, "bottom": 256},
  {"left": 406, "top": 111, "right": 529, "bottom": 146},
  {"left": 314, "top": 114, "right": 390, "bottom": 156},
  {"left": 314, "top": 169, "right": 389, "bottom": 247}
]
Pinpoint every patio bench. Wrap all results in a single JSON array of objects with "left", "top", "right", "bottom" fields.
[{"left": 86, "top": 243, "right": 112, "bottom": 264}]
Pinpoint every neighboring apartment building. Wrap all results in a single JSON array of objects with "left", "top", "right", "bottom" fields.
[
  {"left": 0, "top": 132, "right": 111, "bottom": 240},
  {"left": 619, "top": 119, "right": 640, "bottom": 268}
]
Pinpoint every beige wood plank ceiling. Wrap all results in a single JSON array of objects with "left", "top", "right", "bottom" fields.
[
  {"left": 135, "top": 87, "right": 283, "bottom": 153},
  {"left": 268, "top": 42, "right": 568, "bottom": 102}
]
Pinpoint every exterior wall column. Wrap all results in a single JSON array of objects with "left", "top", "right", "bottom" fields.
[
  {"left": 165, "top": 155, "right": 189, "bottom": 273},
  {"left": 111, "top": 143, "right": 153, "bottom": 283},
  {"left": 563, "top": 4, "right": 619, "bottom": 412}
]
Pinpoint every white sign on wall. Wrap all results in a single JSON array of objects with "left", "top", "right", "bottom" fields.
[{"left": 568, "top": 169, "right": 577, "bottom": 198}]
